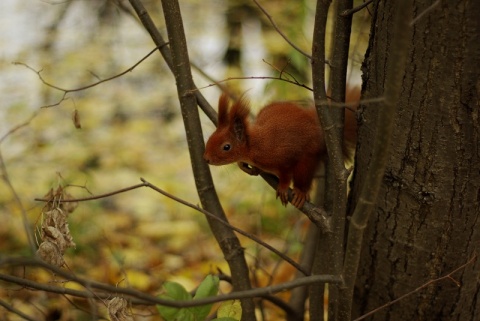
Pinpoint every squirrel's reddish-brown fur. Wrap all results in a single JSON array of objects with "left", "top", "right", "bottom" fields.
[{"left": 204, "top": 89, "right": 359, "bottom": 208}]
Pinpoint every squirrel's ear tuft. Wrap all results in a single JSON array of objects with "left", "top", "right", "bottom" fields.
[
  {"left": 218, "top": 94, "right": 230, "bottom": 126},
  {"left": 230, "top": 95, "right": 250, "bottom": 122},
  {"left": 230, "top": 95, "right": 250, "bottom": 142}
]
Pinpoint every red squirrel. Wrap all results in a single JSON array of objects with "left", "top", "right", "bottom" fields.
[{"left": 203, "top": 88, "right": 359, "bottom": 208}]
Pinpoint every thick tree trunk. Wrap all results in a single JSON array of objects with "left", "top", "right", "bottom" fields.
[{"left": 350, "top": 0, "right": 480, "bottom": 320}]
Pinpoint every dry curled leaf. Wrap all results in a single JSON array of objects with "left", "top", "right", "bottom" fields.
[
  {"left": 43, "top": 186, "right": 78, "bottom": 213},
  {"left": 36, "top": 241, "right": 64, "bottom": 267},
  {"left": 72, "top": 109, "right": 82, "bottom": 129},
  {"left": 40, "top": 209, "right": 76, "bottom": 252},
  {"left": 61, "top": 192, "right": 78, "bottom": 214},
  {"left": 107, "top": 297, "right": 132, "bottom": 321},
  {"left": 36, "top": 186, "right": 78, "bottom": 265}
]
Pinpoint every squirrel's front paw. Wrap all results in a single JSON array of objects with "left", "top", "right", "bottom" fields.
[{"left": 276, "top": 187, "right": 289, "bottom": 207}]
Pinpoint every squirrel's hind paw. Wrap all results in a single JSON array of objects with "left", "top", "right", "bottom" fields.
[{"left": 291, "top": 188, "right": 308, "bottom": 208}]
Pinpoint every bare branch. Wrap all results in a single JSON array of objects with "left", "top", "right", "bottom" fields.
[
  {"left": 410, "top": 0, "right": 440, "bottom": 26},
  {"left": 312, "top": 0, "right": 355, "bottom": 318},
  {"left": 38, "top": 92, "right": 69, "bottom": 109},
  {"left": 141, "top": 178, "right": 310, "bottom": 276},
  {"left": 262, "top": 58, "right": 304, "bottom": 85},
  {"left": 35, "top": 178, "right": 310, "bottom": 275},
  {"left": 341, "top": 0, "right": 373, "bottom": 16},
  {"left": 13, "top": 45, "right": 164, "bottom": 94},
  {"left": 193, "top": 75, "right": 313, "bottom": 93},
  {"left": 315, "top": 96, "right": 384, "bottom": 109},
  {"left": 0, "top": 150, "right": 36, "bottom": 254},
  {"left": 127, "top": 0, "right": 218, "bottom": 124},
  {"left": 252, "top": 0, "right": 311, "bottom": 59},
  {"left": 0, "top": 115, "right": 41, "bottom": 253},
  {"left": 0, "top": 299, "right": 36, "bottom": 321},
  {"left": 0, "top": 113, "right": 37, "bottom": 145},
  {"left": 35, "top": 183, "right": 146, "bottom": 203},
  {"left": 0, "top": 256, "right": 341, "bottom": 308}
]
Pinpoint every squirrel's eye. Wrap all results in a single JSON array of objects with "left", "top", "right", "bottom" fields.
[{"left": 223, "top": 144, "right": 231, "bottom": 151}]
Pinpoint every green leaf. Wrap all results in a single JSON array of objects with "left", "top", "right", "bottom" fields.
[
  {"left": 217, "top": 300, "right": 242, "bottom": 320},
  {"left": 164, "top": 282, "right": 193, "bottom": 301},
  {"left": 157, "top": 282, "right": 192, "bottom": 321},
  {"left": 156, "top": 276, "right": 220, "bottom": 321},
  {"left": 192, "top": 275, "right": 219, "bottom": 320},
  {"left": 193, "top": 275, "right": 219, "bottom": 299}
]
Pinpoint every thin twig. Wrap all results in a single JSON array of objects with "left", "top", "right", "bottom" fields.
[
  {"left": 0, "top": 113, "right": 37, "bottom": 144},
  {"left": 252, "top": 0, "right": 311, "bottom": 59},
  {"left": 0, "top": 115, "right": 40, "bottom": 254},
  {"left": 354, "top": 254, "right": 477, "bottom": 321},
  {"left": 341, "top": 0, "right": 373, "bottom": 16},
  {"left": 127, "top": 0, "right": 218, "bottom": 124},
  {"left": 34, "top": 183, "right": 146, "bottom": 203},
  {"left": 262, "top": 58, "right": 302, "bottom": 85},
  {"left": 0, "top": 150, "right": 36, "bottom": 254},
  {"left": 410, "top": 0, "right": 440, "bottom": 26},
  {"left": 192, "top": 75, "right": 313, "bottom": 93},
  {"left": 315, "top": 96, "right": 384, "bottom": 109},
  {"left": 35, "top": 179, "right": 310, "bottom": 276},
  {"left": 38, "top": 92, "right": 69, "bottom": 109},
  {"left": 13, "top": 45, "right": 165, "bottom": 94},
  {"left": 0, "top": 256, "right": 341, "bottom": 308},
  {"left": 0, "top": 299, "right": 36, "bottom": 321},
  {"left": 141, "top": 178, "right": 309, "bottom": 276}
]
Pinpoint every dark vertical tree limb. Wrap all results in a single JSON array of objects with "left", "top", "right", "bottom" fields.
[
  {"left": 320, "top": 0, "right": 354, "bottom": 319},
  {"left": 311, "top": 0, "right": 355, "bottom": 319},
  {"left": 158, "top": 0, "right": 256, "bottom": 320},
  {"left": 340, "top": 0, "right": 413, "bottom": 319},
  {"left": 310, "top": 1, "right": 332, "bottom": 320}
]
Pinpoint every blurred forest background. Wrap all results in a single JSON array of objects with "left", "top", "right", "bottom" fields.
[{"left": 1, "top": 0, "right": 369, "bottom": 319}]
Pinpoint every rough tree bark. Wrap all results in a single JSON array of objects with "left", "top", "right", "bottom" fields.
[{"left": 350, "top": 0, "right": 480, "bottom": 320}]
